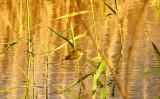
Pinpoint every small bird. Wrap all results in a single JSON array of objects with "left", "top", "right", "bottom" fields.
[{"left": 62, "top": 49, "right": 84, "bottom": 61}]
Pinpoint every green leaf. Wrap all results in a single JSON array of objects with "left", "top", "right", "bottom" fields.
[
  {"left": 37, "top": 33, "right": 88, "bottom": 55},
  {"left": 115, "top": 0, "right": 118, "bottom": 12},
  {"left": 32, "top": 11, "right": 88, "bottom": 29},
  {"left": 0, "top": 86, "right": 24, "bottom": 93},
  {"left": 51, "top": 63, "right": 74, "bottom": 71},
  {"left": 97, "top": 79, "right": 104, "bottom": 88},
  {"left": 0, "top": 37, "right": 24, "bottom": 55},
  {"left": 48, "top": 27, "right": 75, "bottom": 49},
  {"left": 93, "top": 14, "right": 111, "bottom": 27},
  {"left": 48, "top": 23, "right": 80, "bottom": 41},
  {"left": 152, "top": 42, "right": 160, "bottom": 65},
  {"left": 89, "top": 57, "right": 102, "bottom": 62},
  {"left": 93, "top": 60, "right": 106, "bottom": 99},
  {"left": 141, "top": 68, "right": 160, "bottom": 76},
  {"left": 70, "top": 23, "right": 76, "bottom": 50},
  {"left": 60, "top": 71, "right": 95, "bottom": 94},
  {"left": 102, "top": 0, "right": 116, "bottom": 15},
  {"left": 55, "top": 11, "right": 89, "bottom": 20},
  {"left": 17, "top": 66, "right": 30, "bottom": 81},
  {"left": 38, "top": 13, "right": 111, "bottom": 55}
]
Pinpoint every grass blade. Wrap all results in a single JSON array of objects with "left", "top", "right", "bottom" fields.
[
  {"left": 92, "top": 14, "right": 111, "bottom": 28},
  {"left": 102, "top": 0, "right": 116, "bottom": 15},
  {"left": 142, "top": 68, "right": 160, "bottom": 76},
  {"left": 88, "top": 57, "right": 102, "bottom": 62},
  {"left": 152, "top": 42, "right": 160, "bottom": 64},
  {"left": 0, "top": 86, "right": 24, "bottom": 93},
  {"left": 70, "top": 23, "right": 76, "bottom": 50},
  {"left": 32, "top": 11, "right": 88, "bottom": 29},
  {"left": 18, "top": 66, "right": 30, "bottom": 81},
  {"left": 93, "top": 60, "right": 106, "bottom": 99},
  {"left": 37, "top": 33, "right": 88, "bottom": 55},
  {"left": 101, "top": 1, "right": 105, "bottom": 23},
  {"left": 48, "top": 27, "right": 74, "bottom": 49},
  {"left": 51, "top": 63, "right": 74, "bottom": 71},
  {"left": 41, "top": 14, "right": 110, "bottom": 55},
  {"left": 39, "top": 13, "right": 110, "bottom": 55},
  {"left": 115, "top": 0, "right": 118, "bottom": 13},
  {"left": 146, "top": 31, "right": 160, "bottom": 64},
  {"left": 48, "top": 23, "right": 80, "bottom": 41},
  {"left": 90, "top": 0, "right": 99, "bottom": 58},
  {"left": 59, "top": 71, "right": 95, "bottom": 94},
  {"left": 0, "top": 37, "right": 24, "bottom": 55},
  {"left": 55, "top": 11, "right": 89, "bottom": 20}
]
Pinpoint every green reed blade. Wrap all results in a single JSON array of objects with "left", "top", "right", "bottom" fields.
[
  {"left": 141, "top": 68, "right": 160, "bottom": 76},
  {"left": 48, "top": 27, "right": 75, "bottom": 49},
  {"left": 101, "top": 1, "right": 105, "bottom": 23},
  {"left": 48, "top": 23, "right": 80, "bottom": 41},
  {"left": 80, "top": 57, "right": 102, "bottom": 71},
  {"left": 97, "top": 79, "right": 104, "bottom": 88},
  {"left": 88, "top": 57, "right": 102, "bottom": 62},
  {"left": 37, "top": 33, "right": 88, "bottom": 55},
  {"left": 38, "top": 13, "right": 110, "bottom": 55},
  {"left": 18, "top": 66, "right": 30, "bottom": 81},
  {"left": 92, "top": 14, "right": 111, "bottom": 28},
  {"left": 152, "top": 42, "right": 160, "bottom": 64},
  {"left": 0, "top": 37, "right": 24, "bottom": 55},
  {"left": 55, "top": 11, "right": 89, "bottom": 20},
  {"left": 0, "top": 86, "right": 24, "bottom": 93},
  {"left": 52, "top": 33, "right": 88, "bottom": 52},
  {"left": 93, "top": 60, "right": 106, "bottom": 99},
  {"left": 115, "top": 0, "right": 118, "bottom": 13},
  {"left": 146, "top": 31, "right": 160, "bottom": 64},
  {"left": 70, "top": 23, "right": 76, "bottom": 50},
  {"left": 51, "top": 63, "right": 74, "bottom": 71},
  {"left": 32, "top": 11, "right": 88, "bottom": 29},
  {"left": 90, "top": 0, "right": 99, "bottom": 59},
  {"left": 59, "top": 71, "right": 95, "bottom": 94},
  {"left": 101, "top": 88, "right": 107, "bottom": 99},
  {"left": 102, "top": 0, "right": 116, "bottom": 15}
]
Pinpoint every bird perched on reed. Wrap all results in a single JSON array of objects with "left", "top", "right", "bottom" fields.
[{"left": 62, "top": 49, "right": 84, "bottom": 61}]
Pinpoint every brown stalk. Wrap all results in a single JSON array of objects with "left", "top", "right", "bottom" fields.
[
  {"left": 125, "top": 0, "right": 150, "bottom": 98},
  {"left": 74, "top": 0, "right": 126, "bottom": 98},
  {"left": 74, "top": 6, "right": 126, "bottom": 99},
  {"left": 86, "top": 26, "right": 126, "bottom": 99}
]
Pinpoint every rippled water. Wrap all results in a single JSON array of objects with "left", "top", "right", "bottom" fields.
[{"left": 0, "top": 0, "right": 160, "bottom": 99}]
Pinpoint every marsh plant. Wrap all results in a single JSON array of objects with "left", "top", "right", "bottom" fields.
[{"left": 0, "top": 0, "right": 160, "bottom": 99}]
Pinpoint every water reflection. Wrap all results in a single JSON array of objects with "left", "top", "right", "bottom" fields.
[{"left": 0, "top": 0, "right": 160, "bottom": 99}]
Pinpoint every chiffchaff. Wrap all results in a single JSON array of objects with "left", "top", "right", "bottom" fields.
[{"left": 62, "top": 49, "right": 84, "bottom": 61}]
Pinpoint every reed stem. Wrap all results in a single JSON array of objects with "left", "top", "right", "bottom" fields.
[
  {"left": 45, "top": 35, "right": 49, "bottom": 99},
  {"left": 76, "top": 61, "right": 82, "bottom": 98}
]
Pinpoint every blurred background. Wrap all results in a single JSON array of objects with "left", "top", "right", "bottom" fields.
[{"left": 0, "top": 0, "right": 160, "bottom": 99}]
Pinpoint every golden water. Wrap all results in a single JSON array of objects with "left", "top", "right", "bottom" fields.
[{"left": 0, "top": 0, "right": 160, "bottom": 99}]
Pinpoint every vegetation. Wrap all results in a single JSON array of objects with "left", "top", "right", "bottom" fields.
[{"left": 0, "top": 0, "right": 160, "bottom": 99}]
